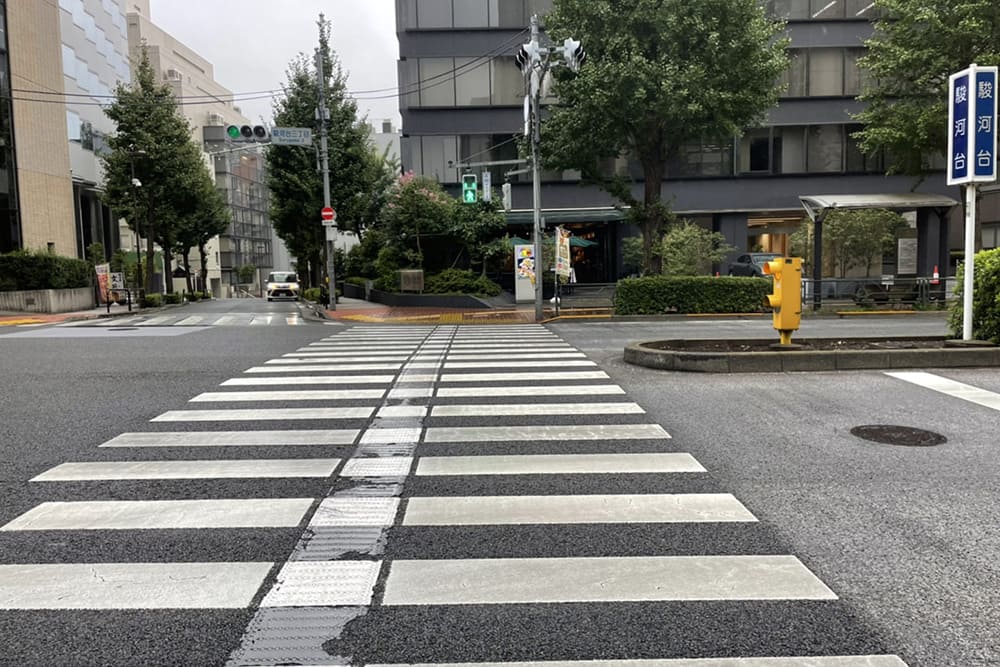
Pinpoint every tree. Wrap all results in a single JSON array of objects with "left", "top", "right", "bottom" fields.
[
  {"left": 790, "top": 209, "right": 906, "bottom": 277},
  {"left": 543, "top": 0, "right": 788, "bottom": 274},
  {"left": 660, "top": 221, "right": 735, "bottom": 276},
  {"left": 267, "top": 15, "right": 373, "bottom": 288},
  {"left": 172, "top": 167, "right": 230, "bottom": 293},
  {"left": 380, "top": 172, "right": 455, "bottom": 270},
  {"left": 449, "top": 195, "right": 508, "bottom": 276},
  {"left": 102, "top": 46, "right": 208, "bottom": 292},
  {"left": 855, "top": 0, "right": 1000, "bottom": 179}
]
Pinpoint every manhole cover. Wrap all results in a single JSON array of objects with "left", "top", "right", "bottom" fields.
[
  {"left": 850, "top": 425, "right": 947, "bottom": 447},
  {"left": 108, "top": 327, "right": 139, "bottom": 331}
]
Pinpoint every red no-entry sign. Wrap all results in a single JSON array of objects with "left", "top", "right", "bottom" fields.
[{"left": 321, "top": 207, "right": 336, "bottom": 222}]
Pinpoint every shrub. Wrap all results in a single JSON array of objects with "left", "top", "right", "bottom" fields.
[
  {"left": 163, "top": 292, "right": 182, "bottom": 305},
  {"left": 0, "top": 250, "right": 92, "bottom": 291},
  {"left": 187, "top": 292, "right": 201, "bottom": 302},
  {"left": 424, "top": 268, "right": 501, "bottom": 296},
  {"left": 198, "top": 291, "right": 211, "bottom": 300},
  {"left": 302, "top": 287, "right": 322, "bottom": 302},
  {"left": 141, "top": 293, "right": 163, "bottom": 308},
  {"left": 614, "top": 276, "right": 771, "bottom": 315},
  {"left": 345, "top": 276, "right": 368, "bottom": 286},
  {"left": 949, "top": 248, "right": 1000, "bottom": 342}
]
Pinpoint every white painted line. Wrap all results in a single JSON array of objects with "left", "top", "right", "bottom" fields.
[
  {"left": 0, "top": 562, "right": 272, "bottom": 609},
  {"left": 214, "top": 315, "right": 236, "bottom": 325},
  {"left": 152, "top": 407, "right": 373, "bottom": 421},
  {"left": 0, "top": 498, "right": 313, "bottom": 530},
  {"left": 340, "top": 457, "right": 414, "bottom": 477},
  {"left": 221, "top": 375, "right": 395, "bottom": 386},
  {"left": 250, "top": 316, "right": 272, "bottom": 326},
  {"left": 424, "top": 424, "right": 670, "bottom": 443},
  {"left": 431, "top": 402, "right": 644, "bottom": 417},
  {"left": 443, "top": 353, "right": 586, "bottom": 361},
  {"left": 440, "top": 371, "right": 610, "bottom": 382},
  {"left": 416, "top": 453, "right": 705, "bottom": 476},
  {"left": 388, "top": 387, "right": 434, "bottom": 399},
  {"left": 310, "top": 497, "right": 400, "bottom": 526},
  {"left": 31, "top": 459, "right": 341, "bottom": 481},
  {"left": 245, "top": 364, "right": 402, "bottom": 373},
  {"left": 285, "top": 315, "right": 303, "bottom": 326},
  {"left": 445, "top": 361, "right": 596, "bottom": 369},
  {"left": 437, "top": 385, "right": 624, "bottom": 397},
  {"left": 360, "top": 428, "right": 422, "bottom": 445},
  {"left": 886, "top": 371, "right": 1000, "bottom": 412},
  {"left": 134, "top": 316, "right": 172, "bottom": 326},
  {"left": 403, "top": 494, "right": 756, "bottom": 526},
  {"left": 396, "top": 374, "right": 440, "bottom": 383},
  {"left": 100, "top": 430, "right": 357, "bottom": 447},
  {"left": 377, "top": 406, "right": 428, "bottom": 418},
  {"left": 265, "top": 356, "right": 410, "bottom": 364},
  {"left": 367, "top": 656, "right": 910, "bottom": 667},
  {"left": 382, "top": 555, "right": 837, "bottom": 605},
  {"left": 190, "top": 389, "right": 385, "bottom": 402},
  {"left": 260, "top": 561, "right": 381, "bottom": 607},
  {"left": 174, "top": 316, "right": 204, "bottom": 326},
  {"left": 290, "top": 350, "right": 416, "bottom": 357}
]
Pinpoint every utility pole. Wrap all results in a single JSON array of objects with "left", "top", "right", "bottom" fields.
[
  {"left": 517, "top": 16, "right": 585, "bottom": 322},
  {"left": 316, "top": 48, "right": 335, "bottom": 310}
]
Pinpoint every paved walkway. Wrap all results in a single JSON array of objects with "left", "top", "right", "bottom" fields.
[
  {"left": 320, "top": 297, "right": 609, "bottom": 324},
  {"left": 0, "top": 303, "right": 136, "bottom": 327}
]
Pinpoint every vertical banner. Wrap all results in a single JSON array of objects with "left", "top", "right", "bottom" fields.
[
  {"left": 94, "top": 263, "right": 111, "bottom": 304},
  {"left": 948, "top": 69, "right": 971, "bottom": 185},
  {"left": 514, "top": 244, "right": 535, "bottom": 303},
  {"left": 555, "top": 226, "right": 572, "bottom": 279},
  {"left": 973, "top": 67, "right": 997, "bottom": 181}
]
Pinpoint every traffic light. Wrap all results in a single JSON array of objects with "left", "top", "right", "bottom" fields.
[
  {"left": 225, "top": 125, "right": 270, "bottom": 143},
  {"left": 461, "top": 173, "right": 478, "bottom": 204},
  {"left": 502, "top": 182, "right": 512, "bottom": 212},
  {"left": 762, "top": 257, "right": 802, "bottom": 345},
  {"left": 562, "top": 38, "right": 586, "bottom": 72}
]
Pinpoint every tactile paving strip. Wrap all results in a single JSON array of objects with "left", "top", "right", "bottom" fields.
[
  {"left": 310, "top": 497, "right": 400, "bottom": 527},
  {"left": 225, "top": 606, "right": 362, "bottom": 666},
  {"left": 290, "top": 526, "right": 389, "bottom": 560},
  {"left": 340, "top": 457, "right": 414, "bottom": 477},
  {"left": 260, "top": 561, "right": 382, "bottom": 607},
  {"left": 359, "top": 428, "right": 422, "bottom": 445}
]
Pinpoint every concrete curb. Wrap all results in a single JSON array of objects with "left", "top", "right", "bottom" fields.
[{"left": 624, "top": 337, "right": 1000, "bottom": 373}]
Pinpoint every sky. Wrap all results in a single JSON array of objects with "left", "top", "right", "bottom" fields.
[{"left": 148, "top": 0, "right": 401, "bottom": 129}]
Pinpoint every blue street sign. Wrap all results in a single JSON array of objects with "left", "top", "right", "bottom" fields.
[
  {"left": 973, "top": 68, "right": 997, "bottom": 181},
  {"left": 949, "top": 65, "right": 998, "bottom": 186}
]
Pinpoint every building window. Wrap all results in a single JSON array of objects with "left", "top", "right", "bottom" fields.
[
  {"left": 455, "top": 57, "right": 491, "bottom": 105},
  {"left": 845, "top": 123, "right": 884, "bottom": 172},
  {"left": 491, "top": 57, "right": 523, "bottom": 105},
  {"left": 454, "top": 0, "right": 488, "bottom": 27},
  {"left": 66, "top": 110, "right": 82, "bottom": 142},
  {"left": 492, "top": 0, "right": 527, "bottom": 27},
  {"left": 739, "top": 129, "right": 772, "bottom": 173},
  {"left": 419, "top": 58, "right": 456, "bottom": 106},
  {"left": 417, "top": 0, "right": 452, "bottom": 28},
  {"left": 781, "top": 48, "right": 864, "bottom": 98},
  {"left": 807, "top": 125, "right": 843, "bottom": 172},
  {"left": 781, "top": 51, "right": 807, "bottom": 97},
  {"left": 418, "top": 135, "right": 459, "bottom": 182},
  {"left": 808, "top": 48, "right": 844, "bottom": 96},
  {"left": 775, "top": 126, "right": 806, "bottom": 173},
  {"left": 62, "top": 45, "right": 76, "bottom": 79}
]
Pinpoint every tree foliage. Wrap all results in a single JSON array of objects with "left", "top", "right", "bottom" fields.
[
  {"left": 855, "top": 0, "right": 1000, "bottom": 178},
  {"left": 949, "top": 248, "right": 1000, "bottom": 342},
  {"left": 660, "top": 221, "right": 735, "bottom": 276},
  {"left": 542, "top": 0, "right": 788, "bottom": 274},
  {"left": 790, "top": 209, "right": 907, "bottom": 277},
  {"left": 380, "top": 173, "right": 456, "bottom": 269},
  {"left": 267, "top": 15, "right": 375, "bottom": 287},
  {"left": 102, "top": 47, "right": 213, "bottom": 292}
]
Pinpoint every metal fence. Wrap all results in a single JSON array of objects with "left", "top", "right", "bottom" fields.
[{"left": 802, "top": 276, "right": 956, "bottom": 309}]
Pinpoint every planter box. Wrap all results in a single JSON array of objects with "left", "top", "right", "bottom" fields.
[{"left": 0, "top": 287, "right": 95, "bottom": 313}]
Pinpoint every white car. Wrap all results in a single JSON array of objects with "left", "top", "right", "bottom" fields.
[{"left": 265, "top": 271, "right": 300, "bottom": 301}]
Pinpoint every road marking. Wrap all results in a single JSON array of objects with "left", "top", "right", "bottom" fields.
[
  {"left": 134, "top": 316, "right": 172, "bottom": 326},
  {"left": 444, "top": 360, "right": 596, "bottom": 369},
  {"left": 152, "top": 407, "right": 373, "bottom": 421},
  {"left": 190, "top": 389, "right": 386, "bottom": 402},
  {"left": 0, "top": 498, "right": 313, "bottom": 530},
  {"left": 436, "top": 385, "right": 624, "bottom": 397},
  {"left": 250, "top": 315, "right": 273, "bottom": 325},
  {"left": 245, "top": 364, "right": 402, "bottom": 372},
  {"left": 360, "top": 428, "right": 422, "bottom": 445},
  {"left": 377, "top": 405, "right": 428, "bottom": 418},
  {"left": 431, "top": 402, "right": 644, "bottom": 417},
  {"left": 100, "top": 429, "right": 357, "bottom": 447},
  {"left": 440, "top": 371, "right": 610, "bottom": 382},
  {"left": 265, "top": 356, "right": 410, "bottom": 364},
  {"left": 441, "top": 353, "right": 585, "bottom": 360},
  {"left": 366, "top": 656, "right": 909, "bottom": 667},
  {"left": 290, "top": 350, "right": 417, "bottom": 357},
  {"left": 0, "top": 562, "right": 272, "bottom": 609},
  {"left": 381, "top": 555, "right": 837, "bottom": 605},
  {"left": 424, "top": 424, "right": 670, "bottom": 443},
  {"left": 31, "top": 458, "right": 341, "bottom": 481},
  {"left": 260, "top": 561, "right": 381, "bottom": 607},
  {"left": 174, "top": 316, "right": 204, "bottom": 326},
  {"left": 285, "top": 315, "right": 303, "bottom": 325},
  {"left": 310, "top": 497, "right": 401, "bottom": 526},
  {"left": 402, "top": 494, "right": 756, "bottom": 526},
  {"left": 341, "top": 457, "right": 414, "bottom": 477},
  {"left": 886, "top": 371, "right": 1000, "bottom": 412},
  {"left": 221, "top": 375, "right": 396, "bottom": 386},
  {"left": 415, "top": 452, "right": 704, "bottom": 476},
  {"left": 214, "top": 315, "right": 236, "bottom": 325}
]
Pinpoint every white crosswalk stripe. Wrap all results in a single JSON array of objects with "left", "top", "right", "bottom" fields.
[{"left": 1, "top": 324, "right": 908, "bottom": 666}]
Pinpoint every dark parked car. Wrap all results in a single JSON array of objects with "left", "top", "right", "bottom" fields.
[{"left": 728, "top": 253, "right": 781, "bottom": 277}]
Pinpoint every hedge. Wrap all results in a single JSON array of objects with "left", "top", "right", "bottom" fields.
[
  {"left": 949, "top": 248, "right": 1000, "bottom": 342},
  {"left": 614, "top": 275, "right": 771, "bottom": 315},
  {"left": 0, "top": 250, "right": 92, "bottom": 291},
  {"left": 423, "top": 269, "right": 501, "bottom": 296}
]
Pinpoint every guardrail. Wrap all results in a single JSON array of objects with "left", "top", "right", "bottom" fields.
[{"left": 802, "top": 276, "right": 955, "bottom": 308}]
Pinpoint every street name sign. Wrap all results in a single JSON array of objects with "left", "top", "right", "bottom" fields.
[
  {"left": 271, "top": 127, "right": 313, "bottom": 146},
  {"left": 948, "top": 65, "right": 997, "bottom": 185}
]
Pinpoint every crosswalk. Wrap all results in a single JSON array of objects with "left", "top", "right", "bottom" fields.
[
  {"left": 0, "top": 324, "right": 911, "bottom": 666},
  {"left": 59, "top": 311, "right": 316, "bottom": 327}
]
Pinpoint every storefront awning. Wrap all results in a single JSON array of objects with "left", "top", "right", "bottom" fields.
[{"left": 505, "top": 207, "right": 627, "bottom": 225}]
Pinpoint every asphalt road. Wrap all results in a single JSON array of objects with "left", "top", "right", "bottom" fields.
[{"left": 0, "top": 310, "right": 996, "bottom": 666}]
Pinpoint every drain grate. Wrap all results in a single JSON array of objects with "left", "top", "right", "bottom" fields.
[{"left": 850, "top": 424, "right": 947, "bottom": 447}]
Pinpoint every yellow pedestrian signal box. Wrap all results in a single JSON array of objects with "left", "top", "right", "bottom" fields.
[{"left": 762, "top": 257, "right": 802, "bottom": 345}]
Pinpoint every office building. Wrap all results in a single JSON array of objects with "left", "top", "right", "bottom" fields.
[{"left": 396, "top": 0, "right": 970, "bottom": 282}]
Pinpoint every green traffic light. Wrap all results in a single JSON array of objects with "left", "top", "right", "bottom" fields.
[
  {"left": 464, "top": 189, "right": 476, "bottom": 203},
  {"left": 226, "top": 125, "right": 241, "bottom": 140}
]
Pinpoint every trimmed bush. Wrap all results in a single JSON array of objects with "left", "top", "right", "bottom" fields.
[
  {"left": 141, "top": 293, "right": 163, "bottom": 308},
  {"left": 424, "top": 269, "right": 501, "bottom": 296},
  {"left": 344, "top": 276, "right": 368, "bottom": 286},
  {"left": 302, "top": 287, "right": 322, "bottom": 302},
  {"left": 0, "top": 250, "right": 92, "bottom": 291},
  {"left": 614, "top": 276, "right": 771, "bottom": 315},
  {"left": 949, "top": 248, "right": 1000, "bottom": 342},
  {"left": 164, "top": 292, "right": 182, "bottom": 305}
]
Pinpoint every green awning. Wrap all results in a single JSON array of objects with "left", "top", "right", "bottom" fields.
[
  {"left": 508, "top": 236, "right": 598, "bottom": 247},
  {"left": 505, "top": 207, "right": 627, "bottom": 225}
]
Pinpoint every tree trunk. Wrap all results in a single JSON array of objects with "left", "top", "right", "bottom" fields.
[
  {"left": 145, "top": 211, "right": 156, "bottom": 293},
  {"left": 641, "top": 156, "right": 666, "bottom": 275},
  {"left": 198, "top": 243, "right": 209, "bottom": 295},
  {"left": 183, "top": 250, "right": 193, "bottom": 293}
]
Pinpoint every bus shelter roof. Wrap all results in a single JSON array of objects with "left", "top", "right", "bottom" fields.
[{"left": 800, "top": 193, "right": 959, "bottom": 221}]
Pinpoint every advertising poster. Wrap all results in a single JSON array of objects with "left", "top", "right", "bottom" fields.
[
  {"left": 94, "top": 263, "right": 111, "bottom": 304},
  {"left": 514, "top": 244, "right": 535, "bottom": 302},
  {"left": 555, "top": 226, "right": 572, "bottom": 279}
]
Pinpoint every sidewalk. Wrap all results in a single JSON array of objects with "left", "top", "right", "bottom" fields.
[
  {"left": 320, "top": 297, "right": 609, "bottom": 324},
  {"left": 0, "top": 303, "right": 136, "bottom": 327}
]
